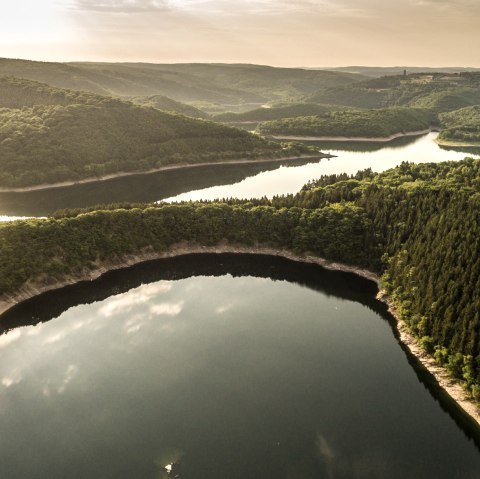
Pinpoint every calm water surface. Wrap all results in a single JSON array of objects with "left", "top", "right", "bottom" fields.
[
  {"left": 164, "top": 132, "right": 479, "bottom": 202},
  {"left": 0, "top": 133, "right": 478, "bottom": 218},
  {"left": 0, "top": 254, "right": 479, "bottom": 479}
]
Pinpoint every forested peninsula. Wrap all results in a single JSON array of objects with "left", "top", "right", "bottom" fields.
[
  {"left": 438, "top": 106, "right": 480, "bottom": 145},
  {"left": 256, "top": 107, "right": 436, "bottom": 139},
  {"left": 1, "top": 158, "right": 479, "bottom": 418}
]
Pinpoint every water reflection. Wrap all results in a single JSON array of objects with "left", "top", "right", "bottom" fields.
[
  {"left": 1, "top": 133, "right": 478, "bottom": 218},
  {"left": 0, "top": 157, "right": 319, "bottom": 217},
  {"left": 164, "top": 132, "right": 480, "bottom": 202},
  {"left": 0, "top": 254, "right": 479, "bottom": 479}
]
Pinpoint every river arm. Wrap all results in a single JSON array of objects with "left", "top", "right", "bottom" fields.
[{"left": 0, "top": 154, "right": 329, "bottom": 194}]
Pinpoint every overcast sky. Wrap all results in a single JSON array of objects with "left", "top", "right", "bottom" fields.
[{"left": 1, "top": 0, "right": 479, "bottom": 66}]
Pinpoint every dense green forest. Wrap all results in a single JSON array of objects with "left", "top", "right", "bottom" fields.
[
  {"left": 256, "top": 108, "right": 436, "bottom": 138},
  {"left": 438, "top": 106, "right": 480, "bottom": 144},
  {"left": 0, "top": 202, "right": 377, "bottom": 294},
  {"left": 1, "top": 157, "right": 479, "bottom": 404},
  {"left": 309, "top": 73, "right": 480, "bottom": 112},
  {"left": 0, "top": 78, "right": 314, "bottom": 188}
]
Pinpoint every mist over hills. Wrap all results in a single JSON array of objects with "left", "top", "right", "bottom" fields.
[{"left": 0, "top": 58, "right": 364, "bottom": 108}]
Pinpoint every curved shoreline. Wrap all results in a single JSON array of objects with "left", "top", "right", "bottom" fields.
[
  {"left": 436, "top": 138, "right": 480, "bottom": 148},
  {"left": 0, "top": 243, "right": 478, "bottom": 428},
  {"left": 268, "top": 128, "right": 435, "bottom": 142},
  {"left": 0, "top": 153, "right": 328, "bottom": 194}
]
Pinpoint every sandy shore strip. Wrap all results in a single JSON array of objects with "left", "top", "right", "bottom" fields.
[
  {"left": 0, "top": 242, "right": 478, "bottom": 427},
  {"left": 0, "top": 153, "right": 329, "bottom": 194},
  {"left": 269, "top": 128, "right": 435, "bottom": 142},
  {"left": 436, "top": 138, "right": 480, "bottom": 148}
]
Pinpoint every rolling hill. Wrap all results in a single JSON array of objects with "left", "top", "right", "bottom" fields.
[
  {"left": 309, "top": 72, "right": 480, "bottom": 112},
  {"left": 0, "top": 78, "right": 301, "bottom": 188},
  {"left": 0, "top": 58, "right": 365, "bottom": 107}
]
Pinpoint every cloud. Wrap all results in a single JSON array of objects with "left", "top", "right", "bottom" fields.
[
  {"left": 70, "top": 0, "right": 170, "bottom": 13},
  {"left": 0, "top": 329, "right": 22, "bottom": 349},
  {"left": 176, "top": 0, "right": 364, "bottom": 17},
  {"left": 98, "top": 282, "right": 172, "bottom": 317},
  {"left": 150, "top": 301, "right": 184, "bottom": 316}
]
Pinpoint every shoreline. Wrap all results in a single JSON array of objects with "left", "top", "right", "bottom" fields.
[
  {"left": 268, "top": 128, "right": 435, "bottom": 142},
  {"left": 0, "top": 153, "right": 328, "bottom": 194},
  {"left": 436, "top": 138, "right": 480, "bottom": 148},
  {"left": 0, "top": 244, "right": 478, "bottom": 428}
]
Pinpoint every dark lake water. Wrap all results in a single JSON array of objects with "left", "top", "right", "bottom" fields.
[
  {"left": 1, "top": 133, "right": 478, "bottom": 219},
  {"left": 0, "top": 254, "right": 479, "bottom": 479}
]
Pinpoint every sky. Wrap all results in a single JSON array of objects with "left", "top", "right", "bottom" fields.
[{"left": 1, "top": 0, "right": 480, "bottom": 66}]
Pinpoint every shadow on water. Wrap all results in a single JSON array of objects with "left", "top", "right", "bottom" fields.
[
  {"left": 438, "top": 144, "right": 480, "bottom": 156},
  {"left": 0, "top": 157, "right": 319, "bottom": 217},
  {"left": 1, "top": 252, "right": 479, "bottom": 449}
]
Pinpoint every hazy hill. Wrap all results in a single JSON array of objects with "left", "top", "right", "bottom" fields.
[
  {"left": 129, "top": 95, "right": 209, "bottom": 119},
  {"left": 309, "top": 73, "right": 480, "bottom": 112},
  {"left": 0, "top": 78, "right": 294, "bottom": 188},
  {"left": 0, "top": 58, "right": 365, "bottom": 106},
  {"left": 0, "top": 58, "right": 111, "bottom": 95},
  {"left": 213, "top": 103, "right": 342, "bottom": 123},
  {"left": 0, "top": 76, "right": 108, "bottom": 109},
  {"left": 324, "top": 66, "right": 480, "bottom": 78}
]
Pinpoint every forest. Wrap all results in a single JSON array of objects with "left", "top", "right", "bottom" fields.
[
  {"left": 0, "top": 77, "right": 314, "bottom": 188},
  {"left": 128, "top": 95, "right": 209, "bottom": 119},
  {"left": 438, "top": 106, "right": 480, "bottom": 144},
  {"left": 308, "top": 72, "right": 480, "bottom": 112},
  {"left": 2, "top": 71, "right": 480, "bottom": 191},
  {"left": 256, "top": 107, "right": 436, "bottom": 138},
  {"left": 0, "top": 157, "right": 479, "bottom": 404},
  {"left": 213, "top": 103, "right": 341, "bottom": 123}
]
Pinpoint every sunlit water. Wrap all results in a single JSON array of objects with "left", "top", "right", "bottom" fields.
[
  {"left": 0, "top": 216, "right": 33, "bottom": 222},
  {"left": 0, "top": 132, "right": 478, "bottom": 219},
  {"left": 165, "top": 133, "right": 479, "bottom": 202},
  {"left": 0, "top": 255, "right": 479, "bottom": 479}
]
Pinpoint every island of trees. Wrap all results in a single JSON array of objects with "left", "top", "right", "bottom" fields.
[{"left": 0, "top": 157, "right": 479, "bottom": 407}]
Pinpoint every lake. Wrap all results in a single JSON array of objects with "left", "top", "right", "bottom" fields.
[
  {"left": 0, "top": 132, "right": 478, "bottom": 218},
  {"left": 0, "top": 254, "right": 479, "bottom": 479}
]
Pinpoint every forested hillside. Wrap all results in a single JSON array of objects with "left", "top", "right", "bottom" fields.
[
  {"left": 0, "top": 76, "right": 101, "bottom": 109},
  {"left": 0, "top": 78, "right": 306, "bottom": 188},
  {"left": 129, "top": 95, "right": 209, "bottom": 119},
  {"left": 292, "top": 159, "right": 480, "bottom": 402},
  {"left": 256, "top": 108, "right": 435, "bottom": 138},
  {"left": 438, "top": 106, "right": 480, "bottom": 144},
  {"left": 213, "top": 103, "right": 339, "bottom": 123},
  {"left": 1, "top": 158, "right": 479, "bottom": 404},
  {"left": 309, "top": 73, "right": 480, "bottom": 112}
]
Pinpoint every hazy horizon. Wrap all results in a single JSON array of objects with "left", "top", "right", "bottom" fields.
[
  {"left": 2, "top": 0, "right": 480, "bottom": 68},
  {"left": 3, "top": 56, "right": 480, "bottom": 70}
]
